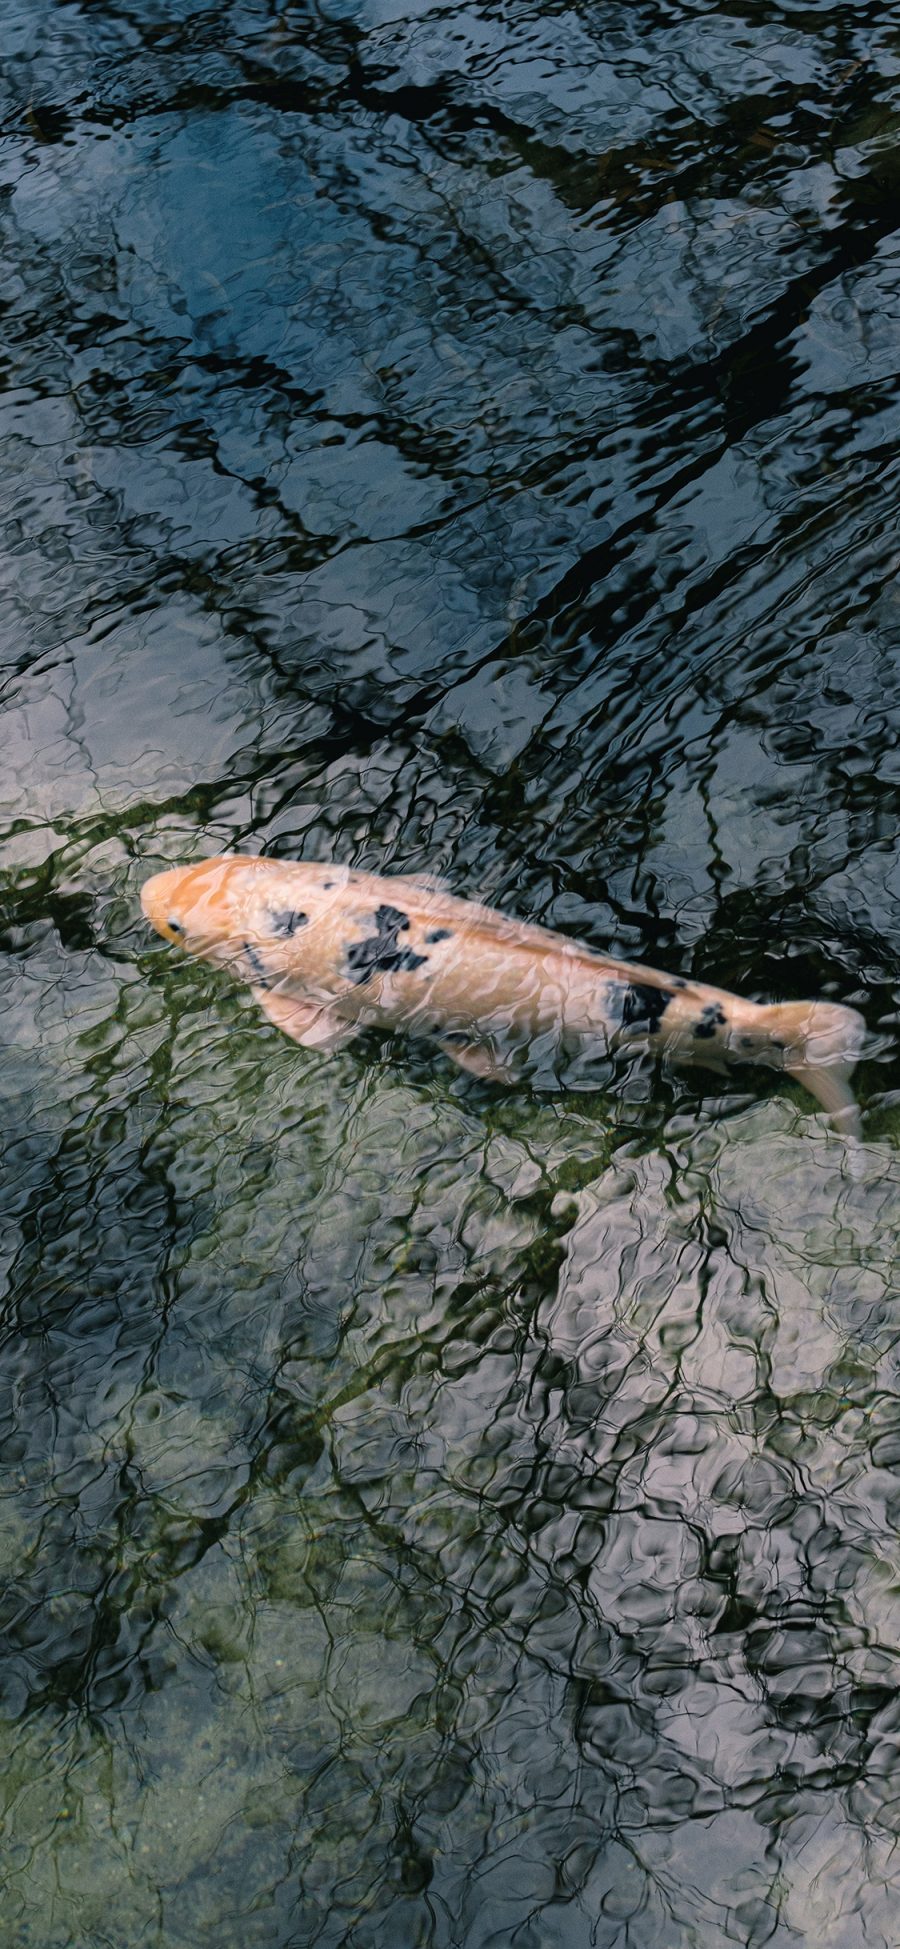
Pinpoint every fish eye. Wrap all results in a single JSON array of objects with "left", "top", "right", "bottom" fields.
[{"left": 167, "top": 918, "right": 184, "bottom": 934}]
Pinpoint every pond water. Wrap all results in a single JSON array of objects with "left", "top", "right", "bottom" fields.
[{"left": 4, "top": 0, "right": 900, "bottom": 1943}]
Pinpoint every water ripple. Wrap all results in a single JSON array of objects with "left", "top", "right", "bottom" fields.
[{"left": 4, "top": 0, "right": 900, "bottom": 1942}]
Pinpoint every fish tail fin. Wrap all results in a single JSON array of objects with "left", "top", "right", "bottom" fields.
[{"left": 759, "top": 999, "right": 865, "bottom": 1134}]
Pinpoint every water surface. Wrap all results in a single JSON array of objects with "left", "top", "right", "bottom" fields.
[{"left": 3, "top": 0, "right": 900, "bottom": 1943}]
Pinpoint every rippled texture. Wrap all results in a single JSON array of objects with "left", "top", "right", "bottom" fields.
[{"left": 4, "top": 0, "right": 900, "bottom": 1943}]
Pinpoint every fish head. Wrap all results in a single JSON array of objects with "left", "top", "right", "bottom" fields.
[{"left": 141, "top": 855, "right": 275, "bottom": 966}]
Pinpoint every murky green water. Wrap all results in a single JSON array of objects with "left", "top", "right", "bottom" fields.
[{"left": 4, "top": 1, "right": 900, "bottom": 1943}]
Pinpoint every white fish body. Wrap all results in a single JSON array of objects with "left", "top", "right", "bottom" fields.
[{"left": 141, "top": 855, "right": 865, "bottom": 1127}]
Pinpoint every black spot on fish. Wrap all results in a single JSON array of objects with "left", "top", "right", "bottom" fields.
[
  {"left": 426, "top": 927, "right": 453, "bottom": 944},
  {"left": 244, "top": 941, "right": 270, "bottom": 988},
  {"left": 620, "top": 982, "right": 675, "bottom": 1034},
  {"left": 323, "top": 880, "right": 335, "bottom": 890},
  {"left": 347, "top": 904, "right": 429, "bottom": 986},
  {"left": 693, "top": 1003, "right": 728, "bottom": 1040},
  {"left": 269, "top": 908, "right": 307, "bottom": 938}
]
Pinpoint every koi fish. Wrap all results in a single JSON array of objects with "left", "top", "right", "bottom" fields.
[{"left": 141, "top": 855, "right": 865, "bottom": 1129}]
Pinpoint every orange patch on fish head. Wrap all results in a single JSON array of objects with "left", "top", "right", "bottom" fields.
[{"left": 141, "top": 855, "right": 273, "bottom": 958}]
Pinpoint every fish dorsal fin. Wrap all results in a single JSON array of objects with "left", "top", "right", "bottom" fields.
[
  {"left": 396, "top": 870, "right": 453, "bottom": 894},
  {"left": 378, "top": 872, "right": 698, "bottom": 991},
  {"left": 376, "top": 874, "right": 584, "bottom": 952},
  {"left": 271, "top": 859, "right": 700, "bottom": 999}
]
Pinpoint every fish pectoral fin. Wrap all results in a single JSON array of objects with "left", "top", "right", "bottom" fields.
[
  {"left": 785, "top": 1054, "right": 861, "bottom": 1136},
  {"left": 439, "top": 1037, "right": 517, "bottom": 1085},
  {"left": 251, "top": 986, "right": 357, "bottom": 1052}
]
